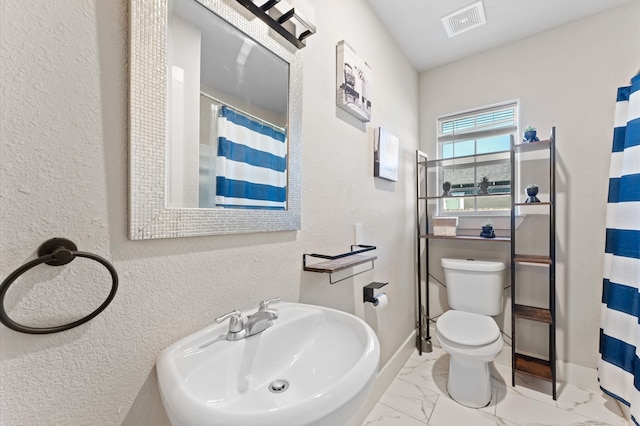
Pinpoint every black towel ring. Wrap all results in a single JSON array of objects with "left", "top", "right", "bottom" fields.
[{"left": 0, "top": 238, "right": 119, "bottom": 334}]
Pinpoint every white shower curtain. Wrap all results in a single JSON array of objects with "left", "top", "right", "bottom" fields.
[
  {"left": 215, "top": 106, "right": 287, "bottom": 210},
  {"left": 598, "top": 73, "right": 640, "bottom": 425}
]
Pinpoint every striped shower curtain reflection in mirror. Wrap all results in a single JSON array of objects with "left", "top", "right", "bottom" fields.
[{"left": 215, "top": 106, "right": 287, "bottom": 210}]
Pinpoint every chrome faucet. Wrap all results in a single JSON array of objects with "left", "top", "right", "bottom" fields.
[
  {"left": 214, "top": 297, "right": 281, "bottom": 341},
  {"left": 245, "top": 308, "right": 279, "bottom": 336}
]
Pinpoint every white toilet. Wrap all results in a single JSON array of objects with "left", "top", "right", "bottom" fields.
[{"left": 436, "top": 258, "right": 505, "bottom": 408}]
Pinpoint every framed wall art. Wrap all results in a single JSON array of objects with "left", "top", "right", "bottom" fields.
[
  {"left": 336, "top": 40, "right": 372, "bottom": 122},
  {"left": 374, "top": 127, "right": 399, "bottom": 181}
]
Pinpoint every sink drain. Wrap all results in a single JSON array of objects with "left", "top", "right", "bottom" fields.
[{"left": 268, "top": 379, "right": 289, "bottom": 393}]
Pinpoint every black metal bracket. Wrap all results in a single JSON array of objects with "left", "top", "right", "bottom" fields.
[
  {"left": 328, "top": 262, "right": 374, "bottom": 285},
  {"left": 235, "top": 0, "right": 315, "bottom": 49},
  {"left": 363, "top": 281, "right": 387, "bottom": 304},
  {"left": 38, "top": 237, "right": 77, "bottom": 266},
  {"left": 259, "top": 0, "right": 279, "bottom": 11}
]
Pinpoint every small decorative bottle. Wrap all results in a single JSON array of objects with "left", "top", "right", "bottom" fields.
[{"left": 525, "top": 184, "right": 540, "bottom": 203}]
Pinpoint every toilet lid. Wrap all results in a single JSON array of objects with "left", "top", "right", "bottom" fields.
[{"left": 437, "top": 310, "right": 500, "bottom": 346}]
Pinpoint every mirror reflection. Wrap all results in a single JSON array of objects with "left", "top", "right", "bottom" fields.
[{"left": 167, "top": 0, "right": 290, "bottom": 210}]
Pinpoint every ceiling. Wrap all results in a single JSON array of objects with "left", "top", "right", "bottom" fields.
[{"left": 365, "top": 0, "right": 637, "bottom": 71}]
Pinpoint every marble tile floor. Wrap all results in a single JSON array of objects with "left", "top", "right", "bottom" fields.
[{"left": 362, "top": 347, "right": 630, "bottom": 426}]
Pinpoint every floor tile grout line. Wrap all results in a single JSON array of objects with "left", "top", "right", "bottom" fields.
[
  {"left": 426, "top": 393, "right": 440, "bottom": 425},
  {"left": 375, "top": 400, "right": 432, "bottom": 425}
]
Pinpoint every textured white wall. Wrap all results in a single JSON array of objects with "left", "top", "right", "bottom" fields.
[
  {"left": 420, "top": 2, "right": 640, "bottom": 370},
  {"left": 0, "top": 0, "right": 418, "bottom": 424}
]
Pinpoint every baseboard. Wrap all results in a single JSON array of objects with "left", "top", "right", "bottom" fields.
[
  {"left": 348, "top": 330, "right": 416, "bottom": 426},
  {"left": 555, "top": 360, "right": 599, "bottom": 390}
]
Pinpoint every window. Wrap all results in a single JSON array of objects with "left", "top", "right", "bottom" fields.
[{"left": 437, "top": 102, "right": 517, "bottom": 214}]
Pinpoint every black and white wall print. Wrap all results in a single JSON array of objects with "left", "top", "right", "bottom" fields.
[{"left": 336, "top": 40, "right": 372, "bottom": 122}]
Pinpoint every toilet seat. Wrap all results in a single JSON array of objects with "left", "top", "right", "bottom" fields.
[{"left": 437, "top": 310, "right": 500, "bottom": 346}]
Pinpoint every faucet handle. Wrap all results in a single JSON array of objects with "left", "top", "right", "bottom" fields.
[
  {"left": 214, "top": 309, "right": 244, "bottom": 332},
  {"left": 259, "top": 297, "right": 281, "bottom": 310}
]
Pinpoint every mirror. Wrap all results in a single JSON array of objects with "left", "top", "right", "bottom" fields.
[{"left": 129, "top": 0, "right": 302, "bottom": 239}]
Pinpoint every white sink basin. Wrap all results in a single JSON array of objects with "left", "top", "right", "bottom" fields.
[{"left": 157, "top": 302, "right": 380, "bottom": 426}]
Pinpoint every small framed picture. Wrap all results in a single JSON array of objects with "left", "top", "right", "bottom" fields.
[
  {"left": 374, "top": 127, "right": 399, "bottom": 181},
  {"left": 336, "top": 40, "right": 372, "bottom": 122}
]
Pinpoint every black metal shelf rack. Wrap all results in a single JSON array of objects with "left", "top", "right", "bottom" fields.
[
  {"left": 416, "top": 128, "right": 557, "bottom": 401},
  {"left": 510, "top": 127, "right": 557, "bottom": 399},
  {"left": 415, "top": 148, "right": 512, "bottom": 355}
]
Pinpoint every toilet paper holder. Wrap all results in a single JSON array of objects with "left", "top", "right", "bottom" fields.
[{"left": 363, "top": 281, "right": 387, "bottom": 304}]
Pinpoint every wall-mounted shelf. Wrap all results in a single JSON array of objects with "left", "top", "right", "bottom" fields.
[
  {"left": 303, "top": 245, "right": 376, "bottom": 284},
  {"left": 303, "top": 254, "right": 377, "bottom": 273}
]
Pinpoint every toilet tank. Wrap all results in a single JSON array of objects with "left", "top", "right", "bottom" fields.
[{"left": 441, "top": 258, "right": 505, "bottom": 316}]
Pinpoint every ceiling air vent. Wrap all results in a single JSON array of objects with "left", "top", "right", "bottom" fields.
[{"left": 441, "top": 1, "right": 487, "bottom": 38}]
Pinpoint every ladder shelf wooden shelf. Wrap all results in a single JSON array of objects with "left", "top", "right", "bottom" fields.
[
  {"left": 514, "top": 354, "right": 553, "bottom": 381},
  {"left": 513, "top": 304, "right": 553, "bottom": 323}
]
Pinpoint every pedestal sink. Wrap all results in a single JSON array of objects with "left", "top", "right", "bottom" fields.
[{"left": 157, "top": 302, "right": 380, "bottom": 426}]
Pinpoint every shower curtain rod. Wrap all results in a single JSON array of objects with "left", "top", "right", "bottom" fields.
[{"left": 199, "top": 91, "right": 287, "bottom": 133}]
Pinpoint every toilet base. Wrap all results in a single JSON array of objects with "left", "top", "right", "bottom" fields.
[{"left": 447, "top": 355, "right": 492, "bottom": 408}]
